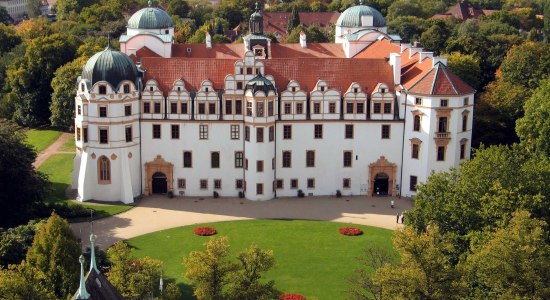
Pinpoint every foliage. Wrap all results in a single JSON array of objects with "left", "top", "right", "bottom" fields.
[
  {"left": 0, "top": 220, "right": 42, "bottom": 267},
  {"left": 161, "top": 282, "right": 183, "bottom": 300},
  {"left": 347, "top": 245, "right": 395, "bottom": 300},
  {"left": 374, "top": 225, "right": 464, "bottom": 300},
  {"left": 387, "top": 16, "right": 429, "bottom": 43},
  {"left": 419, "top": 23, "right": 449, "bottom": 55},
  {"left": 459, "top": 210, "right": 550, "bottom": 299},
  {"left": 287, "top": 7, "right": 300, "bottom": 34},
  {"left": 0, "top": 263, "right": 57, "bottom": 300},
  {"left": 0, "top": 7, "right": 11, "bottom": 25},
  {"left": 0, "top": 120, "right": 50, "bottom": 228},
  {"left": 50, "top": 56, "right": 88, "bottom": 130},
  {"left": 166, "top": 0, "right": 190, "bottom": 18},
  {"left": 107, "top": 240, "right": 163, "bottom": 299},
  {"left": 287, "top": 24, "right": 330, "bottom": 43},
  {"left": 0, "top": 24, "right": 20, "bottom": 55},
  {"left": 25, "top": 212, "right": 80, "bottom": 298},
  {"left": 445, "top": 52, "right": 481, "bottom": 91},
  {"left": 544, "top": 1, "right": 550, "bottom": 42},
  {"left": 499, "top": 41, "right": 550, "bottom": 89},
  {"left": 516, "top": 78, "right": 550, "bottom": 157}
]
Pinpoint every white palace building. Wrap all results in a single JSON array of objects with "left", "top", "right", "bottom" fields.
[{"left": 72, "top": 2, "right": 475, "bottom": 203}]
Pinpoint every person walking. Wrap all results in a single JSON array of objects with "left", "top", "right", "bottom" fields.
[
  {"left": 391, "top": 200, "right": 395, "bottom": 208},
  {"left": 396, "top": 213, "right": 400, "bottom": 223},
  {"left": 401, "top": 213, "right": 405, "bottom": 224}
]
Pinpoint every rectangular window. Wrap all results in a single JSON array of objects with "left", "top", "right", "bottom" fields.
[
  {"left": 440, "top": 99, "right": 448, "bottom": 107},
  {"left": 77, "top": 105, "right": 81, "bottom": 115},
  {"left": 357, "top": 103, "right": 364, "bottom": 114},
  {"left": 256, "top": 183, "right": 263, "bottom": 195},
  {"left": 306, "top": 150, "right": 315, "bottom": 167},
  {"left": 198, "top": 103, "right": 206, "bottom": 114},
  {"left": 383, "top": 103, "right": 392, "bottom": 114},
  {"left": 246, "top": 67, "right": 252, "bottom": 74},
  {"left": 291, "top": 179, "right": 298, "bottom": 189},
  {"left": 237, "top": 81, "right": 243, "bottom": 89},
  {"left": 257, "top": 160, "right": 264, "bottom": 172},
  {"left": 272, "top": 157, "right": 275, "bottom": 170},
  {"left": 211, "top": 152, "right": 220, "bottom": 168},
  {"left": 226, "top": 100, "right": 232, "bottom": 115},
  {"left": 76, "top": 127, "right": 81, "bottom": 141},
  {"left": 245, "top": 126, "right": 250, "bottom": 141},
  {"left": 438, "top": 117, "right": 448, "bottom": 132},
  {"left": 381, "top": 125, "right": 390, "bottom": 139},
  {"left": 282, "top": 151, "right": 291, "bottom": 168},
  {"left": 373, "top": 103, "right": 381, "bottom": 114},
  {"left": 171, "top": 124, "right": 179, "bottom": 139},
  {"left": 410, "top": 176, "right": 418, "bottom": 191},
  {"left": 236, "top": 179, "right": 243, "bottom": 189},
  {"left": 346, "top": 102, "right": 354, "bottom": 113},
  {"left": 307, "top": 178, "right": 315, "bottom": 188},
  {"left": 183, "top": 151, "right": 192, "bottom": 167},
  {"left": 178, "top": 179, "right": 186, "bottom": 189},
  {"left": 154, "top": 102, "right": 161, "bottom": 113},
  {"left": 343, "top": 178, "right": 351, "bottom": 189},
  {"left": 83, "top": 127, "right": 88, "bottom": 143},
  {"left": 313, "top": 102, "right": 321, "bottom": 114},
  {"left": 153, "top": 124, "right": 161, "bottom": 139},
  {"left": 214, "top": 179, "right": 222, "bottom": 189},
  {"left": 437, "top": 146, "right": 445, "bottom": 161},
  {"left": 231, "top": 125, "right": 240, "bottom": 139},
  {"left": 412, "top": 144, "right": 419, "bottom": 159},
  {"left": 170, "top": 102, "right": 178, "bottom": 114},
  {"left": 245, "top": 159, "right": 248, "bottom": 170},
  {"left": 235, "top": 151, "right": 243, "bottom": 168},
  {"left": 276, "top": 179, "right": 283, "bottom": 189},
  {"left": 463, "top": 97, "right": 469, "bottom": 106},
  {"left": 415, "top": 97, "right": 422, "bottom": 105},
  {"left": 209, "top": 103, "right": 216, "bottom": 114},
  {"left": 125, "top": 126, "right": 132, "bottom": 142},
  {"left": 269, "top": 126, "right": 274, "bottom": 142},
  {"left": 99, "top": 128, "right": 108, "bottom": 144},
  {"left": 268, "top": 101, "right": 274, "bottom": 116},
  {"left": 460, "top": 144, "right": 466, "bottom": 160},
  {"left": 125, "top": 105, "right": 131, "bottom": 116},
  {"left": 200, "top": 179, "right": 208, "bottom": 189},
  {"left": 283, "top": 125, "right": 292, "bottom": 139},
  {"left": 343, "top": 151, "right": 352, "bottom": 167},
  {"left": 345, "top": 125, "right": 354, "bottom": 139},
  {"left": 144, "top": 102, "right": 150, "bottom": 113},
  {"left": 314, "top": 124, "right": 323, "bottom": 139},
  {"left": 181, "top": 102, "right": 188, "bottom": 114},
  {"left": 246, "top": 102, "right": 252, "bottom": 116},
  {"left": 199, "top": 125, "right": 208, "bottom": 139},
  {"left": 462, "top": 115, "right": 468, "bottom": 132},
  {"left": 296, "top": 103, "right": 303, "bottom": 114},
  {"left": 329, "top": 102, "right": 336, "bottom": 113},
  {"left": 235, "top": 100, "right": 242, "bottom": 115},
  {"left": 284, "top": 103, "right": 291, "bottom": 114},
  {"left": 256, "top": 127, "right": 264, "bottom": 142},
  {"left": 99, "top": 106, "right": 107, "bottom": 117}
]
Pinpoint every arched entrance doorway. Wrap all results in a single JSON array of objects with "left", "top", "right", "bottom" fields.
[
  {"left": 152, "top": 172, "right": 167, "bottom": 194},
  {"left": 373, "top": 173, "right": 389, "bottom": 196}
]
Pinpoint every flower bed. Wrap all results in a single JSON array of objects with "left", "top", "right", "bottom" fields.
[
  {"left": 339, "top": 227, "right": 363, "bottom": 236},
  {"left": 280, "top": 294, "right": 306, "bottom": 300},
  {"left": 193, "top": 227, "right": 217, "bottom": 236}
]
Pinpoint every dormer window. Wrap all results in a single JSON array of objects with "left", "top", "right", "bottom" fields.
[
  {"left": 254, "top": 48, "right": 263, "bottom": 57},
  {"left": 80, "top": 83, "right": 85, "bottom": 92},
  {"left": 165, "top": 30, "right": 169, "bottom": 34},
  {"left": 353, "top": 88, "right": 358, "bottom": 93},
  {"left": 98, "top": 85, "right": 106, "bottom": 95},
  {"left": 291, "top": 87, "right": 296, "bottom": 92},
  {"left": 246, "top": 67, "right": 252, "bottom": 74},
  {"left": 205, "top": 87, "right": 209, "bottom": 92},
  {"left": 123, "top": 84, "right": 130, "bottom": 94},
  {"left": 320, "top": 86, "right": 325, "bottom": 92},
  {"left": 177, "top": 86, "right": 181, "bottom": 92},
  {"left": 441, "top": 99, "right": 448, "bottom": 107},
  {"left": 149, "top": 86, "right": 154, "bottom": 92}
]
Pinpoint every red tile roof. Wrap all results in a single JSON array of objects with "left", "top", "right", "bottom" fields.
[
  {"left": 270, "top": 43, "right": 345, "bottom": 58},
  {"left": 407, "top": 62, "right": 475, "bottom": 95},
  {"left": 171, "top": 44, "right": 244, "bottom": 59},
  {"left": 136, "top": 46, "right": 160, "bottom": 58}
]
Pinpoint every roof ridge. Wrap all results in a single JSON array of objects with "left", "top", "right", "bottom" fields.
[
  {"left": 440, "top": 64, "right": 459, "bottom": 94},
  {"left": 430, "top": 64, "right": 440, "bottom": 95},
  {"left": 407, "top": 64, "right": 435, "bottom": 91}
]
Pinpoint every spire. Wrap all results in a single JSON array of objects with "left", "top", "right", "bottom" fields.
[
  {"left": 89, "top": 232, "right": 99, "bottom": 273},
  {"left": 148, "top": 0, "right": 152, "bottom": 7},
  {"left": 255, "top": 1, "right": 259, "bottom": 11},
  {"left": 106, "top": 33, "right": 112, "bottom": 50},
  {"left": 75, "top": 255, "right": 90, "bottom": 299},
  {"left": 359, "top": 0, "right": 364, "bottom": 4}
]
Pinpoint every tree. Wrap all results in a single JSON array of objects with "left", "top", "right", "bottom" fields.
[
  {"left": 374, "top": 226, "right": 464, "bottom": 300},
  {"left": 287, "top": 6, "right": 300, "bottom": 34},
  {"left": 229, "top": 244, "right": 279, "bottom": 299},
  {"left": 0, "top": 220, "right": 42, "bottom": 267},
  {"left": 460, "top": 210, "right": 550, "bottom": 299},
  {"left": 25, "top": 212, "right": 80, "bottom": 299},
  {"left": 445, "top": 52, "right": 481, "bottom": 91},
  {"left": 419, "top": 24, "right": 449, "bottom": 55},
  {"left": 0, "top": 120, "right": 50, "bottom": 227},
  {"left": 544, "top": 1, "right": 550, "bottom": 42},
  {"left": 0, "top": 24, "right": 20, "bottom": 55},
  {"left": 0, "top": 7, "right": 11, "bottom": 25},
  {"left": 499, "top": 41, "right": 550, "bottom": 89},
  {"left": 167, "top": 0, "right": 190, "bottom": 18},
  {"left": 516, "top": 78, "right": 550, "bottom": 156},
  {"left": 348, "top": 245, "right": 395, "bottom": 300},
  {"left": 50, "top": 56, "right": 87, "bottom": 130},
  {"left": 387, "top": 16, "right": 429, "bottom": 43},
  {"left": 183, "top": 236, "right": 236, "bottom": 300},
  {"left": 161, "top": 282, "right": 182, "bottom": 300},
  {"left": 106, "top": 240, "right": 163, "bottom": 299},
  {"left": 0, "top": 263, "right": 56, "bottom": 300}
]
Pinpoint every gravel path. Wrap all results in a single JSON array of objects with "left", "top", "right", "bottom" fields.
[
  {"left": 72, "top": 195, "right": 413, "bottom": 250},
  {"left": 33, "top": 132, "right": 73, "bottom": 168}
]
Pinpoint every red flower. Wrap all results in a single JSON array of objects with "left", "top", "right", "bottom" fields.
[
  {"left": 280, "top": 294, "right": 306, "bottom": 300},
  {"left": 193, "top": 227, "right": 217, "bottom": 236},
  {"left": 339, "top": 227, "right": 363, "bottom": 236}
]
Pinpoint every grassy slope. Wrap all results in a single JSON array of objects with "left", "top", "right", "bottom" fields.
[
  {"left": 127, "top": 220, "right": 396, "bottom": 300},
  {"left": 25, "top": 129, "right": 61, "bottom": 153},
  {"left": 58, "top": 133, "right": 75, "bottom": 152}
]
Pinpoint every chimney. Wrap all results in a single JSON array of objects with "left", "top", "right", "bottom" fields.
[
  {"left": 432, "top": 57, "right": 448, "bottom": 67},
  {"left": 419, "top": 51, "right": 433, "bottom": 62},
  {"left": 400, "top": 43, "right": 411, "bottom": 53},
  {"left": 205, "top": 32, "right": 212, "bottom": 49},
  {"left": 389, "top": 53, "right": 402, "bottom": 86},
  {"left": 299, "top": 31, "right": 307, "bottom": 48},
  {"left": 409, "top": 42, "right": 423, "bottom": 58}
]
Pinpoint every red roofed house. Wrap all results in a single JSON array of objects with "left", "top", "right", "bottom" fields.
[
  {"left": 72, "top": 2, "right": 475, "bottom": 203},
  {"left": 433, "top": 1, "right": 497, "bottom": 20}
]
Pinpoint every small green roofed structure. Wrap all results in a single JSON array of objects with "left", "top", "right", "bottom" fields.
[
  {"left": 80, "top": 44, "right": 139, "bottom": 90},
  {"left": 246, "top": 75, "right": 276, "bottom": 94},
  {"left": 336, "top": 1, "right": 386, "bottom": 27},
  {"left": 127, "top": 0, "right": 173, "bottom": 29}
]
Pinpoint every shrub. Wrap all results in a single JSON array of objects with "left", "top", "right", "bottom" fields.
[
  {"left": 339, "top": 227, "right": 363, "bottom": 236},
  {"left": 193, "top": 227, "right": 217, "bottom": 236},
  {"left": 280, "top": 294, "right": 306, "bottom": 300}
]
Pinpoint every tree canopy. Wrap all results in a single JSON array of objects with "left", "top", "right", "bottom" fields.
[{"left": 516, "top": 78, "right": 550, "bottom": 157}]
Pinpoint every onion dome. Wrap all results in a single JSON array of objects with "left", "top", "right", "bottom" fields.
[
  {"left": 81, "top": 44, "right": 139, "bottom": 89},
  {"left": 128, "top": 0, "right": 173, "bottom": 29},
  {"left": 336, "top": 2, "right": 386, "bottom": 27},
  {"left": 246, "top": 75, "right": 275, "bottom": 94}
]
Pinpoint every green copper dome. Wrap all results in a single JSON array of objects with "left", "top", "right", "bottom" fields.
[
  {"left": 336, "top": 5, "right": 386, "bottom": 27},
  {"left": 127, "top": 4, "right": 173, "bottom": 29},
  {"left": 81, "top": 45, "right": 139, "bottom": 89},
  {"left": 246, "top": 75, "right": 275, "bottom": 94}
]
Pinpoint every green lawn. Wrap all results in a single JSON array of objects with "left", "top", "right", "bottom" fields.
[
  {"left": 38, "top": 153, "right": 132, "bottom": 219},
  {"left": 58, "top": 134, "right": 75, "bottom": 152},
  {"left": 127, "top": 220, "right": 397, "bottom": 300},
  {"left": 25, "top": 129, "right": 61, "bottom": 153}
]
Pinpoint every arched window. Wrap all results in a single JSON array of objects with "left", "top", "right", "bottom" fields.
[
  {"left": 98, "top": 156, "right": 111, "bottom": 184},
  {"left": 123, "top": 84, "right": 130, "bottom": 94},
  {"left": 98, "top": 85, "right": 107, "bottom": 95},
  {"left": 413, "top": 115, "right": 421, "bottom": 131},
  {"left": 462, "top": 115, "right": 468, "bottom": 131}
]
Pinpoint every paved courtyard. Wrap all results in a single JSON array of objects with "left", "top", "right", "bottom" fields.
[{"left": 72, "top": 195, "right": 413, "bottom": 250}]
